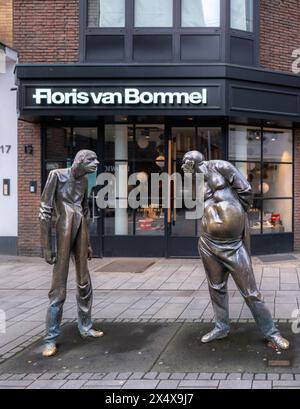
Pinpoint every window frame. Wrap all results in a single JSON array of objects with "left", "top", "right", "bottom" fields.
[{"left": 229, "top": 124, "right": 294, "bottom": 235}]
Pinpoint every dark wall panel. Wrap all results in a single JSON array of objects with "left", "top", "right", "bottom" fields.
[
  {"left": 181, "top": 35, "right": 220, "bottom": 61},
  {"left": 86, "top": 35, "right": 125, "bottom": 61},
  {"left": 230, "top": 36, "right": 254, "bottom": 66},
  {"left": 133, "top": 35, "right": 172, "bottom": 61}
]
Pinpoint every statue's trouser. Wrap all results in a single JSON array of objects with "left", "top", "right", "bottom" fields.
[
  {"left": 44, "top": 221, "right": 93, "bottom": 345},
  {"left": 198, "top": 235, "right": 279, "bottom": 339}
]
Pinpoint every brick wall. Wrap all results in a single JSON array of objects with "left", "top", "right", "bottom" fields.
[
  {"left": 260, "top": 0, "right": 300, "bottom": 73},
  {"left": 13, "top": 0, "right": 80, "bottom": 63},
  {"left": 18, "top": 121, "right": 42, "bottom": 256},
  {"left": 0, "top": 0, "right": 13, "bottom": 47}
]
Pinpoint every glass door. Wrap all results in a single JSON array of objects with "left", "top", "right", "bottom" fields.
[{"left": 166, "top": 126, "right": 223, "bottom": 257}]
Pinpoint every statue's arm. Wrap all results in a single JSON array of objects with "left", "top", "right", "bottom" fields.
[
  {"left": 216, "top": 161, "right": 253, "bottom": 211},
  {"left": 83, "top": 179, "right": 93, "bottom": 260},
  {"left": 39, "top": 170, "right": 58, "bottom": 264}
]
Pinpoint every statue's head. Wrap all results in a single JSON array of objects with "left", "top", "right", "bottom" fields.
[
  {"left": 182, "top": 151, "right": 205, "bottom": 174},
  {"left": 72, "top": 150, "right": 99, "bottom": 176}
]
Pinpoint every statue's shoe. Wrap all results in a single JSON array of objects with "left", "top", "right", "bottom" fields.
[
  {"left": 80, "top": 328, "right": 104, "bottom": 339},
  {"left": 42, "top": 343, "right": 57, "bottom": 357},
  {"left": 201, "top": 328, "right": 229, "bottom": 343},
  {"left": 267, "top": 334, "right": 290, "bottom": 350}
]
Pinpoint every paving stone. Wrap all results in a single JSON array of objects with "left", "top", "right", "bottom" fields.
[
  {"left": 78, "top": 373, "right": 94, "bottom": 380},
  {"left": 0, "top": 380, "right": 33, "bottom": 388},
  {"left": 81, "top": 380, "right": 125, "bottom": 388},
  {"left": 242, "top": 373, "right": 254, "bottom": 380},
  {"left": 219, "top": 380, "right": 252, "bottom": 389},
  {"left": 212, "top": 373, "right": 227, "bottom": 380},
  {"left": 197, "top": 373, "right": 212, "bottom": 380},
  {"left": 157, "top": 380, "right": 180, "bottom": 389},
  {"left": 103, "top": 372, "right": 119, "bottom": 380},
  {"left": 179, "top": 380, "right": 219, "bottom": 388},
  {"left": 273, "top": 381, "right": 300, "bottom": 388},
  {"left": 252, "top": 381, "right": 272, "bottom": 389},
  {"left": 227, "top": 373, "right": 242, "bottom": 380},
  {"left": 0, "top": 373, "right": 13, "bottom": 380},
  {"left": 90, "top": 373, "right": 106, "bottom": 380},
  {"left": 254, "top": 373, "right": 267, "bottom": 380},
  {"left": 156, "top": 373, "right": 171, "bottom": 380},
  {"left": 129, "top": 372, "right": 144, "bottom": 380},
  {"left": 66, "top": 373, "right": 82, "bottom": 380},
  {"left": 37, "top": 372, "right": 57, "bottom": 380},
  {"left": 116, "top": 372, "right": 132, "bottom": 380},
  {"left": 170, "top": 372, "right": 186, "bottom": 380},
  {"left": 143, "top": 372, "right": 158, "bottom": 380},
  {"left": 184, "top": 373, "right": 198, "bottom": 380},
  {"left": 280, "top": 374, "right": 294, "bottom": 380},
  {"left": 60, "top": 380, "right": 87, "bottom": 389},
  {"left": 123, "top": 380, "right": 159, "bottom": 389},
  {"left": 267, "top": 373, "right": 280, "bottom": 380}
]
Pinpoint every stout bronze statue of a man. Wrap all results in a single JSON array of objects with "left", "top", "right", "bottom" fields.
[
  {"left": 40, "top": 150, "right": 104, "bottom": 357},
  {"left": 182, "top": 151, "right": 289, "bottom": 350}
]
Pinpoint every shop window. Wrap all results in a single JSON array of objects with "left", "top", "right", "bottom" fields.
[
  {"left": 87, "top": 0, "right": 125, "bottom": 28},
  {"left": 263, "top": 129, "right": 293, "bottom": 163},
  {"left": 263, "top": 200, "right": 292, "bottom": 234},
  {"left": 229, "top": 126, "right": 261, "bottom": 162},
  {"left": 230, "top": 0, "right": 253, "bottom": 32},
  {"left": 181, "top": 0, "right": 220, "bottom": 28},
  {"left": 229, "top": 125, "right": 293, "bottom": 236},
  {"left": 134, "top": 0, "right": 173, "bottom": 28}
]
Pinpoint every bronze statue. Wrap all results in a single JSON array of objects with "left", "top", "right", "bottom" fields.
[
  {"left": 40, "top": 150, "right": 104, "bottom": 357},
  {"left": 182, "top": 151, "right": 289, "bottom": 350}
]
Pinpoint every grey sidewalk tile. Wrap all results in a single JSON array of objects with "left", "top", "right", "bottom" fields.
[
  {"left": 0, "top": 380, "right": 34, "bottom": 388},
  {"left": 273, "top": 381, "right": 300, "bottom": 388},
  {"left": 197, "top": 373, "right": 213, "bottom": 380},
  {"left": 103, "top": 372, "right": 119, "bottom": 380},
  {"left": 60, "top": 380, "right": 87, "bottom": 389},
  {"left": 219, "top": 380, "right": 252, "bottom": 389},
  {"left": 242, "top": 373, "right": 254, "bottom": 380},
  {"left": 179, "top": 380, "right": 219, "bottom": 388},
  {"left": 78, "top": 373, "right": 94, "bottom": 380},
  {"left": 143, "top": 372, "right": 158, "bottom": 380},
  {"left": 267, "top": 373, "right": 280, "bottom": 380},
  {"left": 156, "top": 373, "right": 171, "bottom": 380},
  {"left": 184, "top": 373, "right": 198, "bottom": 380},
  {"left": 116, "top": 372, "right": 132, "bottom": 380},
  {"left": 157, "top": 380, "right": 180, "bottom": 389},
  {"left": 212, "top": 373, "right": 227, "bottom": 380},
  {"left": 252, "top": 381, "right": 272, "bottom": 389},
  {"left": 129, "top": 372, "right": 144, "bottom": 380},
  {"left": 280, "top": 374, "right": 295, "bottom": 380},
  {"left": 170, "top": 373, "right": 186, "bottom": 380},
  {"left": 227, "top": 373, "right": 242, "bottom": 380},
  {"left": 37, "top": 372, "right": 58, "bottom": 380},
  {"left": 90, "top": 373, "right": 106, "bottom": 380},
  {"left": 81, "top": 380, "right": 125, "bottom": 388},
  {"left": 123, "top": 380, "right": 159, "bottom": 389},
  {"left": 254, "top": 373, "right": 267, "bottom": 380}
]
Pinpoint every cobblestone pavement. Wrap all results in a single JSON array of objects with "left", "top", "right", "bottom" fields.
[{"left": 0, "top": 254, "right": 300, "bottom": 389}]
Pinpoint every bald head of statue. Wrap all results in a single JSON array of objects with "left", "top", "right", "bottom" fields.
[
  {"left": 72, "top": 150, "right": 99, "bottom": 178},
  {"left": 182, "top": 150, "right": 205, "bottom": 174}
]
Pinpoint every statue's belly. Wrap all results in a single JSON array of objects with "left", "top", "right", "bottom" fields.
[{"left": 202, "top": 189, "right": 245, "bottom": 239}]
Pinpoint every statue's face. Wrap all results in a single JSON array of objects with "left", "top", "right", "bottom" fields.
[
  {"left": 81, "top": 153, "right": 99, "bottom": 174},
  {"left": 182, "top": 157, "right": 195, "bottom": 174}
]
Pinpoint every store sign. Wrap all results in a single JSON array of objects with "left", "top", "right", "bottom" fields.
[{"left": 29, "top": 87, "right": 209, "bottom": 107}]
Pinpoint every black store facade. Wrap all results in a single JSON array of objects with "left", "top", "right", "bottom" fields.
[{"left": 16, "top": 63, "right": 300, "bottom": 258}]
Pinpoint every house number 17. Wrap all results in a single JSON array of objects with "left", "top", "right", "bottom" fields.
[{"left": 0, "top": 145, "right": 12, "bottom": 154}]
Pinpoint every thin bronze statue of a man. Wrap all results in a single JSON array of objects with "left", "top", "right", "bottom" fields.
[
  {"left": 182, "top": 151, "right": 289, "bottom": 350},
  {"left": 40, "top": 150, "right": 104, "bottom": 357}
]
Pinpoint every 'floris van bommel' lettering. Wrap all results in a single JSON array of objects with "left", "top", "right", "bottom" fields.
[{"left": 32, "top": 88, "right": 208, "bottom": 106}]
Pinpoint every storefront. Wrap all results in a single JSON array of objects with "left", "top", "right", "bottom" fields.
[{"left": 15, "top": 63, "right": 300, "bottom": 257}]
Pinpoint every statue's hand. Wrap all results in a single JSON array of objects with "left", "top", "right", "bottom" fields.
[
  {"left": 88, "top": 246, "right": 93, "bottom": 261},
  {"left": 44, "top": 249, "right": 57, "bottom": 265}
]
